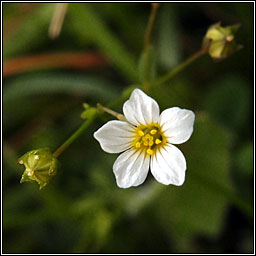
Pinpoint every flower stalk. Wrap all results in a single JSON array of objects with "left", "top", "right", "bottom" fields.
[
  {"left": 155, "top": 48, "right": 207, "bottom": 86},
  {"left": 97, "top": 103, "right": 126, "bottom": 121},
  {"left": 53, "top": 109, "right": 98, "bottom": 158},
  {"left": 53, "top": 103, "right": 125, "bottom": 159},
  {"left": 143, "top": 3, "right": 160, "bottom": 92}
]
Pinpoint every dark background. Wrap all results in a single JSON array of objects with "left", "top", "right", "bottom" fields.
[{"left": 3, "top": 3, "right": 254, "bottom": 253}]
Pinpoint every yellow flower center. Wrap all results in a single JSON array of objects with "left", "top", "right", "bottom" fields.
[{"left": 133, "top": 123, "right": 166, "bottom": 155}]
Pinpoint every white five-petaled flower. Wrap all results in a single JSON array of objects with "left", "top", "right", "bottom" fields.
[{"left": 94, "top": 89, "right": 195, "bottom": 188}]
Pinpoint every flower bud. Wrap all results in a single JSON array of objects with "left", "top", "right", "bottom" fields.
[
  {"left": 18, "top": 148, "right": 59, "bottom": 190},
  {"left": 202, "top": 23, "right": 242, "bottom": 60}
]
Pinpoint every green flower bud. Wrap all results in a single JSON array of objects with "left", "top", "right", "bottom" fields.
[
  {"left": 202, "top": 23, "right": 243, "bottom": 60},
  {"left": 18, "top": 148, "right": 59, "bottom": 190}
]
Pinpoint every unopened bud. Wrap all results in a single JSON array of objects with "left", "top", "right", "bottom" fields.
[
  {"left": 202, "top": 23, "right": 243, "bottom": 60},
  {"left": 18, "top": 148, "right": 59, "bottom": 190}
]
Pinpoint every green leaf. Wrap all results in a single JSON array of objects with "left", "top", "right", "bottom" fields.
[
  {"left": 235, "top": 142, "right": 253, "bottom": 176},
  {"left": 203, "top": 75, "right": 250, "bottom": 131},
  {"left": 67, "top": 3, "right": 138, "bottom": 82},
  {"left": 233, "top": 142, "right": 253, "bottom": 202}
]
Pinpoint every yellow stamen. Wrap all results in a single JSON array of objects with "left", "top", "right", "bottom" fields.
[
  {"left": 138, "top": 130, "right": 144, "bottom": 136},
  {"left": 147, "top": 149, "right": 153, "bottom": 155},
  {"left": 150, "top": 129, "right": 157, "bottom": 135},
  {"left": 145, "top": 134, "right": 151, "bottom": 139},
  {"left": 155, "top": 139, "right": 162, "bottom": 144},
  {"left": 149, "top": 141, "right": 154, "bottom": 146},
  {"left": 135, "top": 142, "right": 141, "bottom": 148},
  {"left": 144, "top": 141, "right": 149, "bottom": 146}
]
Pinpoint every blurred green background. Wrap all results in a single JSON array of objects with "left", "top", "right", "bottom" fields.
[{"left": 3, "top": 3, "right": 254, "bottom": 254}]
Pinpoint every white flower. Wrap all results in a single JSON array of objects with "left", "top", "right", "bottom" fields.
[{"left": 94, "top": 89, "right": 195, "bottom": 188}]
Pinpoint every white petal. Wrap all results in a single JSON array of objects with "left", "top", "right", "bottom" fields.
[
  {"left": 150, "top": 144, "right": 186, "bottom": 186},
  {"left": 94, "top": 120, "right": 135, "bottom": 153},
  {"left": 113, "top": 148, "right": 150, "bottom": 188},
  {"left": 123, "top": 88, "right": 160, "bottom": 126},
  {"left": 160, "top": 107, "right": 195, "bottom": 144}
]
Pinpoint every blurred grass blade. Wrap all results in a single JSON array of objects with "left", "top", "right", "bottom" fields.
[
  {"left": 67, "top": 3, "right": 138, "bottom": 82},
  {"left": 48, "top": 3, "right": 68, "bottom": 39},
  {"left": 3, "top": 72, "right": 121, "bottom": 104},
  {"left": 3, "top": 4, "right": 55, "bottom": 59},
  {"left": 138, "top": 45, "right": 157, "bottom": 85},
  {"left": 157, "top": 4, "right": 181, "bottom": 69}
]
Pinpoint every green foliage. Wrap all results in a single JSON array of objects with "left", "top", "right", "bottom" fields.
[
  {"left": 157, "top": 5, "right": 181, "bottom": 69},
  {"left": 3, "top": 4, "right": 54, "bottom": 59},
  {"left": 138, "top": 46, "right": 157, "bottom": 85},
  {"left": 3, "top": 2, "right": 253, "bottom": 254},
  {"left": 203, "top": 75, "right": 251, "bottom": 132},
  {"left": 4, "top": 72, "right": 120, "bottom": 103},
  {"left": 67, "top": 3, "right": 138, "bottom": 82},
  {"left": 151, "top": 113, "right": 231, "bottom": 251}
]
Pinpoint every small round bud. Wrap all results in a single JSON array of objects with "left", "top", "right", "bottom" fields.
[
  {"left": 18, "top": 148, "right": 59, "bottom": 190},
  {"left": 202, "top": 23, "right": 243, "bottom": 60}
]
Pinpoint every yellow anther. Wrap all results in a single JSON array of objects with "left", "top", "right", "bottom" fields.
[
  {"left": 149, "top": 141, "right": 154, "bottom": 146},
  {"left": 155, "top": 139, "right": 162, "bottom": 144},
  {"left": 149, "top": 136, "right": 153, "bottom": 141},
  {"left": 135, "top": 142, "right": 141, "bottom": 149},
  {"left": 138, "top": 130, "right": 144, "bottom": 136},
  {"left": 143, "top": 141, "right": 149, "bottom": 146},
  {"left": 150, "top": 129, "right": 157, "bottom": 135},
  {"left": 145, "top": 134, "right": 151, "bottom": 139},
  {"left": 147, "top": 149, "right": 153, "bottom": 155}
]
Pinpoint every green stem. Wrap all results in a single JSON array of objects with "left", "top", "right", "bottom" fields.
[
  {"left": 53, "top": 111, "right": 98, "bottom": 158},
  {"left": 143, "top": 3, "right": 160, "bottom": 92},
  {"left": 144, "top": 3, "right": 160, "bottom": 51},
  {"left": 155, "top": 48, "right": 207, "bottom": 86}
]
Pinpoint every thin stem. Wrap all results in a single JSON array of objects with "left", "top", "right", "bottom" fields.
[
  {"left": 53, "top": 111, "right": 97, "bottom": 158},
  {"left": 155, "top": 48, "right": 207, "bottom": 86},
  {"left": 144, "top": 3, "right": 160, "bottom": 50},
  {"left": 97, "top": 103, "right": 125, "bottom": 121},
  {"left": 52, "top": 103, "right": 126, "bottom": 158},
  {"left": 143, "top": 3, "right": 160, "bottom": 92}
]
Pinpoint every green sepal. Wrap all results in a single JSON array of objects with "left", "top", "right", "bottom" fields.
[
  {"left": 202, "top": 23, "right": 242, "bottom": 60},
  {"left": 18, "top": 148, "right": 59, "bottom": 190},
  {"left": 81, "top": 107, "right": 98, "bottom": 120}
]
